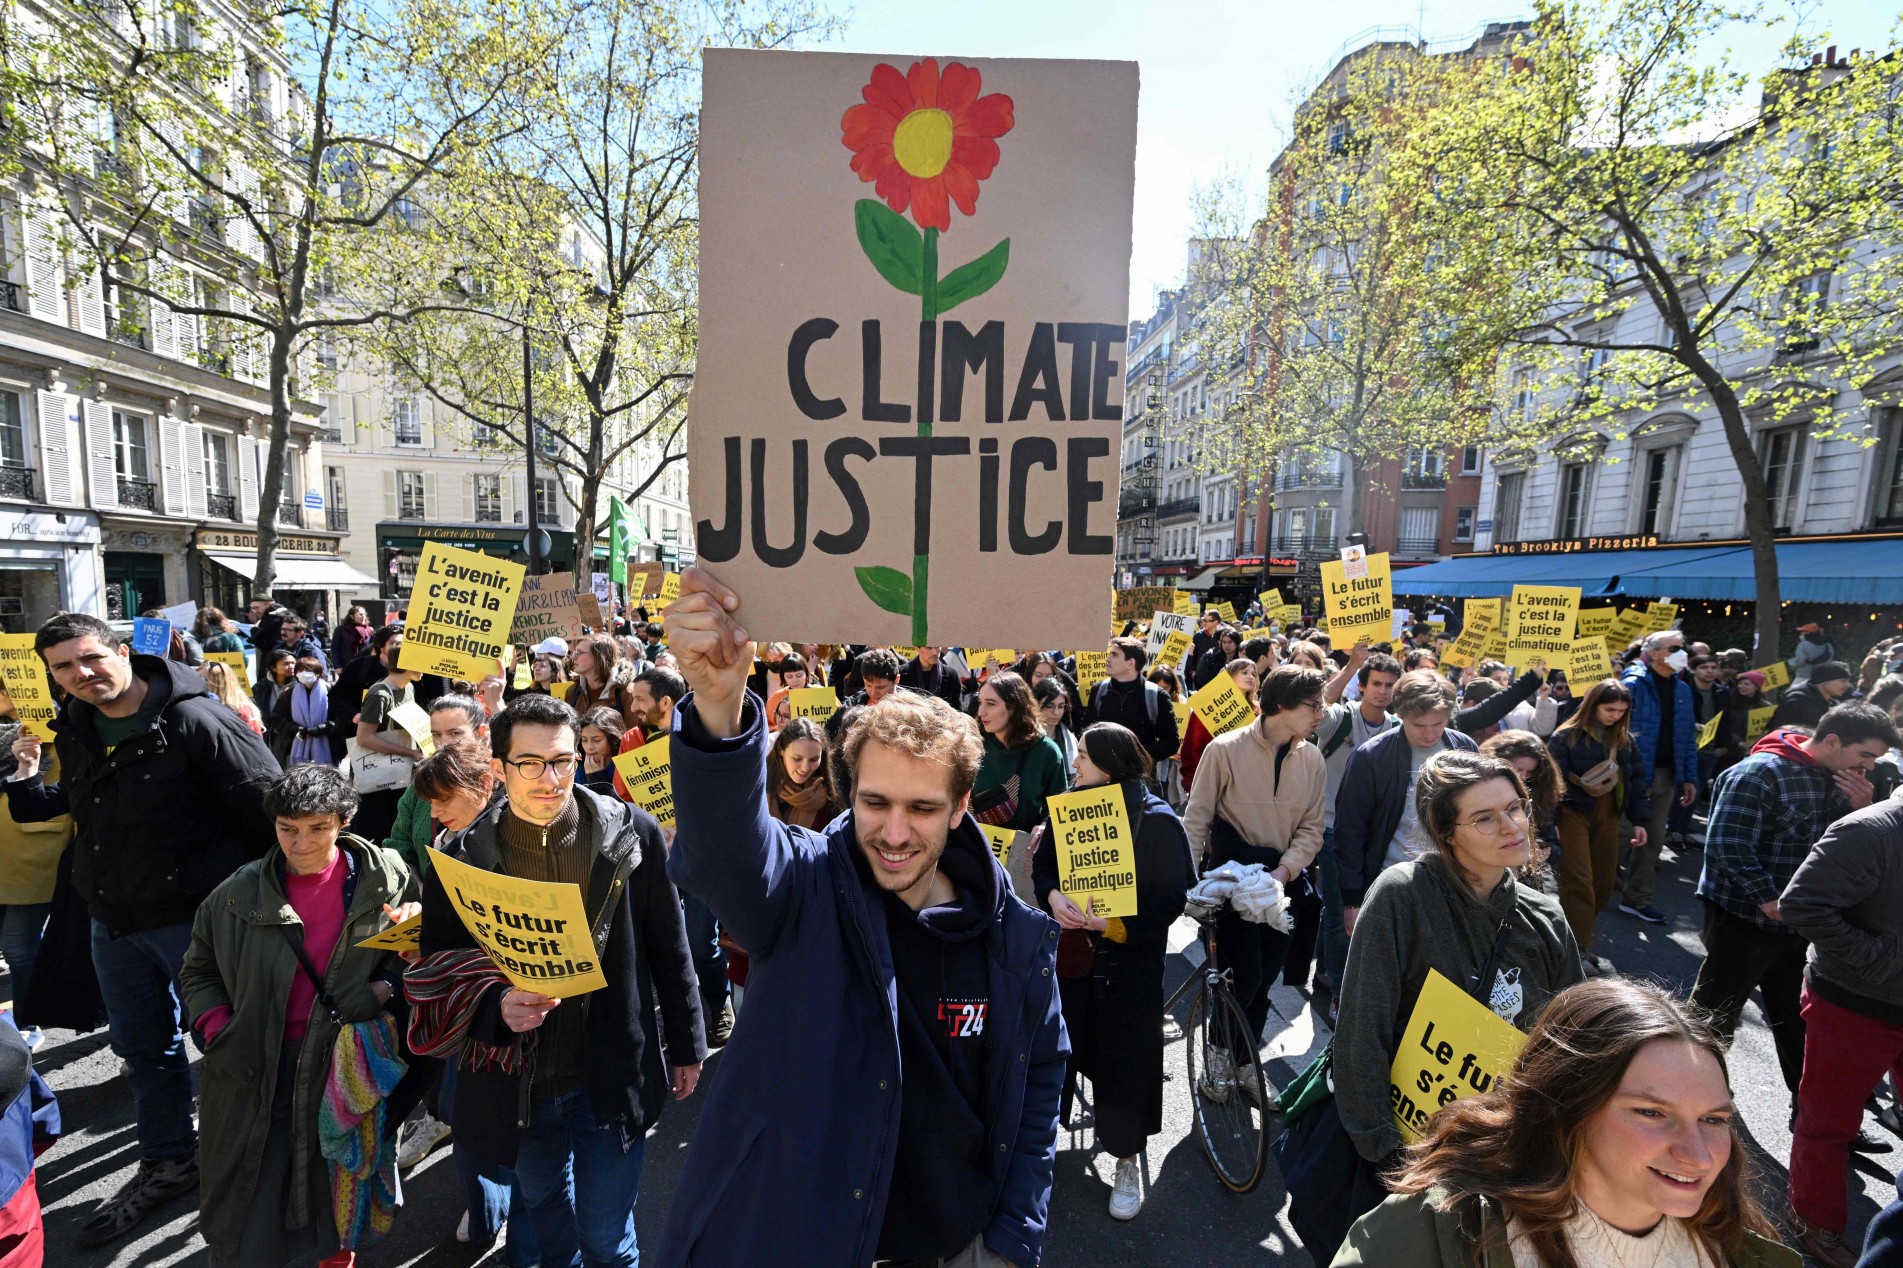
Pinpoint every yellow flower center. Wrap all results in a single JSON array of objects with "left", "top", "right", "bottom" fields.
[{"left": 892, "top": 108, "right": 954, "bottom": 179}]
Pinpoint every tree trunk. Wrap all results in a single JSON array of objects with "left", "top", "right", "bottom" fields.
[
  {"left": 1344, "top": 451, "right": 1365, "bottom": 543},
  {"left": 1704, "top": 376, "right": 1783, "bottom": 659},
  {"left": 252, "top": 332, "right": 295, "bottom": 602}
]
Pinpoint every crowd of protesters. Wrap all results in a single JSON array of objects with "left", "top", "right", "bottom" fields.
[{"left": 0, "top": 578, "right": 1896, "bottom": 1268}]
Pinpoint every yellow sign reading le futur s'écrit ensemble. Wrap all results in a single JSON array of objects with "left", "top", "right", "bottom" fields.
[{"left": 428, "top": 848, "right": 607, "bottom": 998}]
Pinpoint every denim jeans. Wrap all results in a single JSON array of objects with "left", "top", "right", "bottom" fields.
[
  {"left": 513, "top": 1088, "right": 648, "bottom": 1268},
  {"left": 0, "top": 903, "right": 50, "bottom": 1006},
  {"left": 682, "top": 892, "right": 727, "bottom": 1020},
  {"left": 443, "top": 1062, "right": 539, "bottom": 1267},
  {"left": 90, "top": 919, "right": 196, "bottom": 1161}
]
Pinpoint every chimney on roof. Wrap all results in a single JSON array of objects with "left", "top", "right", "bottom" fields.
[{"left": 1825, "top": 45, "right": 1837, "bottom": 64}]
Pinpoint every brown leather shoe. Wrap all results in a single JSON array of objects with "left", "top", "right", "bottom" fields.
[{"left": 1790, "top": 1214, "right": 1860, "bottom": 1268}]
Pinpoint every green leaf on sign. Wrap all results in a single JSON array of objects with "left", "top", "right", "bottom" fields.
[
  {"left": 936, "top": 238, "right": 1010, "bottom": 313},
  {"left": 855, "top": 565, "right": 913, "bottom": 616},
  {"left": 854, "top": 200, "right": 923, "bottom": 295}
]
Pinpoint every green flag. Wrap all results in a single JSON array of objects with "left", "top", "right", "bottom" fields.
[{"left": 609, "top": 496, "right": 633, "bottom": 584}]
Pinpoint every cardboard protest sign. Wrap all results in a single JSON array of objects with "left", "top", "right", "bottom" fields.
[
  {"left": 611, "top": 736, "right": 674, "bottom": 829},
  {"left": 1319, "top": 552, "right": 1393, "bottom": 649},
  {"left": 979, "top": 824, "right": 1024, "bottom": 868},
  {"left": 690, "top": 50, "right": 1136, "bottom": 650},
  {"left": 1188, "top": 671, "right": 1253, "bottom": 738},
  {"left": 1754, "top": 660, "right": 1792, "bottom": 691},
  {"left": 577, "top": 593, "right": 604, "bottom": 629},
  {"left": 131, "top": 617, "right": 171, "bottom": 656},
  {"left": 1505, "top": 585, "right": 1581, "bottom": 663},
  {"left": 206, "top": 649, "right": 250, "bottom": 689},
  {"left": 0, "top": 635, "right": 56, "bottom": 738},
  {"left": 1745, "top": 704, "right": 1776, "bottom": 742},
  {"left": 1144, "top": 611, "right": 1195, "bottom": 655},
  {"left": 628, "top": 562, "right": 665, "bottom": 600},
  {"left": 1389, "top": 969, "right": 1528, "bottom": 1143},
  {"left": 399, "top": 542, "right": 526, "bottom": 681},
  {"left": 386, "top": 699, "right": 435, "bottom": 757},
  {"left": 1575, "top": 607, "right": 1616, "bottom": 641},
  {"left": 1697, "top": 713, "right": 1723, "bottom": 749},
  {"left": 511, "top": 572, "right": 584, "bottom": 645},
  {"left": 355, "top": 911, "right": 422, "bottom": 953},
  {"left": 789, "top": 686, "right": 839, "bottom": 722},
  {"left": 1047, "top": 785, "right": 1137, "bottom": 918},
  {"left": 1642, "top": 602, "right": 1679, "bottom": 633},
  {"left": 1440, "top": 599, "right": 1500, "bottom": 669},
  {"left": 1156, "top": 630, "right": 1193, "bottom": 672},
  {"left": 1115, "top": 587, "right": 1175, "bottom": 622},
  {"left": 427, "top": 848, "right": 608, "bottom": 998},
  {"left": 1566, "top": 639, "right": 1614, "bottom": 685}
]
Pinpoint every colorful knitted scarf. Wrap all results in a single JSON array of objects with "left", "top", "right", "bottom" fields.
[
  {"left": 402, "top": 948, "right": 533, "bottom": 1074},
  {"left": 319, "top": 1013, "right": 407, "bottom": 1249}
]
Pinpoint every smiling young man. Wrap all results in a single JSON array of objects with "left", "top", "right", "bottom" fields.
[
  {"left": 5, "top": 611, "right": 280, "bottom": 1248},
  {"left": 659, "top": 568, "right": 1066, "bottom": 1268}
]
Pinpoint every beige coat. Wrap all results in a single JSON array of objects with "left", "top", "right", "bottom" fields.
[{"left": 1183, "top": 717, "right": 1327, "bottom": 873}]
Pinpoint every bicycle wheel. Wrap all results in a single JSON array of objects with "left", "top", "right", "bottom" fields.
[{"left": 1185, "top": 982, "right": 1269, "bottom": 1193}]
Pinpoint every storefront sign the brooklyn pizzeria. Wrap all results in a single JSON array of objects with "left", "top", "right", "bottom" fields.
[{"left": 1492, "top": 534, "right": 1661, "bottom": 556}]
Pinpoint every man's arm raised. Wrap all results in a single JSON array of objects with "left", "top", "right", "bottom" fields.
[{"left": 667, "top": 567, "right": 753, "bottom": 738}]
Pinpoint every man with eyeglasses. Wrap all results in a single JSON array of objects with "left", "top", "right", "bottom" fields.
[
  {"left": 412, "top": 692, "right": 706, "bottom": 1268},
  {"left": 1183, "top": 664, "right": 1331, "bottom": 1102}
]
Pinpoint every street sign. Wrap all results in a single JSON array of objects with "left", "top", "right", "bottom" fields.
[{"left": 303, "top": 490, "right": 324, "bottom": 510}]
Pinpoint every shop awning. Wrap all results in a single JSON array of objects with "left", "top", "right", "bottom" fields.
[
  {"left": 1182, "top": 566, "right": 1227, "bottom": 591},
  {"left": 202, "top": 552, "right": 380, "bottom": 590},
  {"left": 1390, "top": 537, "right": 1903, "bottom": 605}
]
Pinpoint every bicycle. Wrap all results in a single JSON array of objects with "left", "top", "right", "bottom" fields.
[{"left": 1165, "top": 892, "right": 1271, "bottom": 1192}]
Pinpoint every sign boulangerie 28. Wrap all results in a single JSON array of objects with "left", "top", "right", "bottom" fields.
[
  {"left": 400, "top": 541, "right": 526, "bottom": 681},
  {"left": 690, "top": 50, "right": 1139, "bottom": 651},
  {"left": 0, "top": 635, "right": 56, "bottom": 738},
  {"left": 1318, "top": 552, "right": 1393, "bottom": 648},
  {"left": 427, "top": 848, "right": 607, "bottom": 998},
  {"left": 1046, "top": 785, "right": 1137, "bottom": 918}
]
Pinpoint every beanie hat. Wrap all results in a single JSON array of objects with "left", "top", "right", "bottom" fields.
[
  {"left": 1737, "top": 671, "right": 1767, "bottom": 691},
  {"left": 1809, "top": 662, "right": 1852, "bottom": 686}
]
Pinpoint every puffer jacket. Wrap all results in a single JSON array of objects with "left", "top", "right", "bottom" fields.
[
  {"left": 5, "top": 656, "right": 281, "bottom": 935},
  {"left": 180, "top": 834, "right": 413, "bottom": 1261}
]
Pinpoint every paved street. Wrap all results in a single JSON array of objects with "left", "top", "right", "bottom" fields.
[{"left": 34, "top": 832, "right": 1899, "bottom": 1267}]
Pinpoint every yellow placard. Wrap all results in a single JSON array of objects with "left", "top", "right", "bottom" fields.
[
  {"left": 658, "top": 572, "right": 682, "bottom": 607},
  {"left": 1754, "top": 660, "right": 1792, "bottom": 692},
  {"left": 1566, "top": 639, "right": 1614, "bottom": 685},
  {"left": 1188, "top": 671, "right": 1254, "bottom": 738},
  {"left": 611, "top": 735, "right": 674, "bottom": 829},
  {"left": 788, "top": 686, "right": 838, "bottom": 722},
  {"left": 1389, "top": 969, "right": 1528, "bottom": 1143},
  {"left": 979, "top": 824, "right": 1022, "bottom": 868},
  {"left": 1697, "top": 713, "right": 1723, "bottom": 749},
  {"left": 1642, "top": 602, "right": 1679, "bottom": 633},
  {"left": 399, "top": 541, "right": 526, "bottom": 682},
  {"left": 969, "top": 649, "right": 1015, "bottom": 674},
  {"left": 1239, "top": 626, "right": 1274, "bottom": 643},
  {"left": 427, "top": 848, "right": 607, "bottom": 998},
  {"left": 1172, "top": 699, "right": 1191, "bottom": 735},
  {"left": 0, "top": 635, "right": 57, "bottom": 739},
  {"left": 1259, "top": 589, "right": 1285, "bottom": 613},
  {"left": 1505, "top": 585, "right": 1582, "bottom": 662},
  {"left": 386, "top": 699, "right": 436, "bottom": 757},
  {"left": 1319, "top": 552, "right": 1393, "bottom": 649},
  {"left": 1440, "top": 599, "right": 1501, "bottom": 669},
  {"left": 1047, "top": 785, "right": 1137, "bottom": 919},
  {"left": 1157, "top": 631, "right": 1194, "bottom": 671},
  {"left": 355, "top": 911, "right": 422, "bottom": 953},
  {"left": 1575, "top": 608, "right": 1616, "bottom": 640},
  {"left": 1745, "top": 704, "right": 1777, "bottom": 742},
  {"left": 1173, "top": 592, "right": 1197, "bottom": 616},
  {"left": 512, "top": 659, "right": 533, "bottom": 690},
  {"left": 1212, "top": 600, "right": 1236, "bottom": 624},
  {"left": 207, "top": 649, "right": 251, "bottom": 689},
  {"left": 1072, "top": 650, "right": 1109, "bottom": 696}
]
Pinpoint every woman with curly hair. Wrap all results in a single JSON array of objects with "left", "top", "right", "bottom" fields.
[{"left": 1335, "top": 977, "right": 1793, "bottom": 1268}]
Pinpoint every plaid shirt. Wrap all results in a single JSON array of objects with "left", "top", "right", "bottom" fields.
[{"left": 1696, "top": 747, "right": 1849, "bottom": 931}]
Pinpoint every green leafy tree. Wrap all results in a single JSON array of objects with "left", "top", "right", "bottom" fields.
[
  {"left": 1401, "top": 0, "right": 1903, "bottom": 655},
  {"left": 0, "top": 0, "right": 562, "bottom": 597}
]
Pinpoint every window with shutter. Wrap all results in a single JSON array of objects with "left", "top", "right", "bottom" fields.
[
  {"left": 158, "top": 415, "right": 185, "bottom": 512},
  {"left": 23, "top": 210, "right": 62, "bottom": 322},
  {"left": 35, "top": 392, "right": 74, "bottom": 505},
  {"left": 238, "top": 434, "right": 259, "bottom": 518},
  {"left": 147, "top": 264, "right": 178, "bottom": 358},
  {"left": 183, "top": 422, "right": 208, "bottom": 518},
  {"left": 72, "top": 254, "right": 106, "bottom": 336},
  {"left": 85, "top": 400, "right": 118, "bottom": 508}
]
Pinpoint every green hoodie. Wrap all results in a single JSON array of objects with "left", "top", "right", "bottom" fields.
[{"left": 1334, "top": 857, "right": 1585, "bottom": 1163}]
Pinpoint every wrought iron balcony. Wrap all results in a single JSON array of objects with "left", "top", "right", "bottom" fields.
[
  {"left": 117, "top": 477, "right": 158, "bottom": 510},
  {"left": 1154, "top": 496, "right": 1200, "bottom": 520},
  {"left": 278, "top": 503, "right": 302, "bottom": 528},
  {"left": 1402, "top": 470, "right": 1447, "bottom": 489},
  {"left": 0, "top": 465, "right": 35, "bottom": 499},
  {"left": 111, "top": 327, "right": 148, "bottom": 350},
  {"left": 0, "top": 282, "right": 21, "bottom": 313},
  {"left": 1395, "top": 535, "right": 1442, "bottom": 555},
  {"left": 207, "top": 491, "right": 239, "bottom": 521},
  {"left": 1275, "top": 471, "right": 1343, "bottom": 491},
  {"left": 1267, "top": 534, "right": 1335, "bottom": 557},
  {"left": 326, "top": 506, "right": 349, "bottom": 531}
]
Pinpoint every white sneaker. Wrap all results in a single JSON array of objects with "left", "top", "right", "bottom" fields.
[
  {"left": 397, "top": 1112, "right": 452, "bottom": 1169},
  {"left": 1108, "top": 1155, "right": 1143, "bottom": 1220},
  {"left": 19, "top": 1027, "right": 41, "bottom": 1052},
  {"left": 456, "top": 1209, "right": 471, "bottom": 1244},
  {"left": 1238, "top": 1063, "right": 1265, "bottom": 1107},
  {"left": 1199, "top": 1049, "right": 1236, "bottom": 1104}
]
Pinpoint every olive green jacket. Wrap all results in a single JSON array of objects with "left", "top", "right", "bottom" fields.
[
  {"left": 179, "top": 834, "right": 414, "bottom": 1261},
  {"left": 1333, "top": 1189, "right": 1802, "bottom": 1268}
]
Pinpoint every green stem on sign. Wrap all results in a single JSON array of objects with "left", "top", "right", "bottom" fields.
[{"left": 912, "top": 226, "right": 938, "bottom": 645}]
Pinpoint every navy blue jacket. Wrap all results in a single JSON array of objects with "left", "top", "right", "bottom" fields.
[
  {"left": 1621, "top": 661, "right": 1698, "bottom": 786},
  {"left": 662, "top": 694, "right": 1068, "bottom": 1268},
  {"left": 1333, "top": 724, "right": 1477, "bottom": 907}
]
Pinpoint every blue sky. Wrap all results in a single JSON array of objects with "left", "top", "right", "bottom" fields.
[{"left": 827, "top": 0, "right": 1903, "bottom": 319}]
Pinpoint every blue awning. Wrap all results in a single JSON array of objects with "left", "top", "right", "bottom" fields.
[{"left": 1391, "top": 538, "right": 1903, "bottom": 605}]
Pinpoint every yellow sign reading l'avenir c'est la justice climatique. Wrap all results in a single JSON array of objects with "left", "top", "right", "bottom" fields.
[{"left": 1046, "top": 784, "right": 1137, "bottom": 919}]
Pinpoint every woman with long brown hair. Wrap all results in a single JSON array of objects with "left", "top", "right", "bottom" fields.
[
  {"left": 1335, "top": 977, "right": 1792, "bottom": 1268},
  {"left": 971, "top": 669, "right": 1070, "bottom": 833},
  {"left": 563, "top": 633, "right": 635, "bottom": 717},
  {"left": 1544, "top": 679, "right": 1652, "bottom": 971},
  {"left": 765, "top": 718, "right": 841, "bottom": 830}
]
